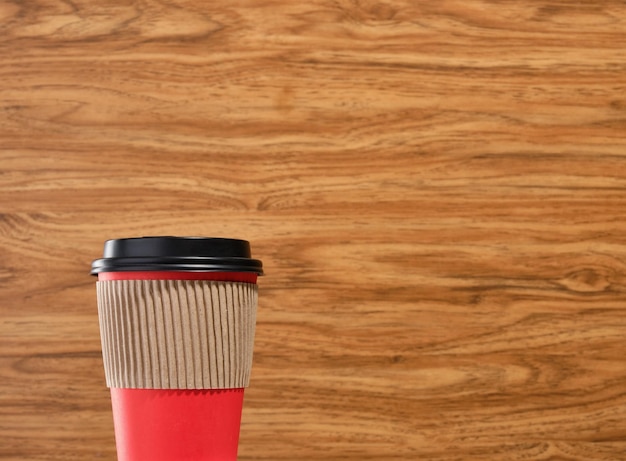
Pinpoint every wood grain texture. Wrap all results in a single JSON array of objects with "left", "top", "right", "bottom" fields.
[{"left": 1, "top": 0, "right": 626, "bottom": 459}]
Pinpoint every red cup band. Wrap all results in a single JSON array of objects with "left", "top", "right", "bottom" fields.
[{"left": 98, "top": 271, "right": 257, "bottom": 283}]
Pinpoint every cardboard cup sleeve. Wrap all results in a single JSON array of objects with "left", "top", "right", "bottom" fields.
[{"left": 96, "top": 279, "right": 258, "bottom": 390}]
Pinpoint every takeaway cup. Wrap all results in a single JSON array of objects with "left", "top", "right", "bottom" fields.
[{"left": 91, "top": 237, "right": 263, "bottom": 461}]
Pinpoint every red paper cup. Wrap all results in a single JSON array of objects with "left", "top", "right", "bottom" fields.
[{"left": 92, "top": 238, "right": 263, "bottom": 461}]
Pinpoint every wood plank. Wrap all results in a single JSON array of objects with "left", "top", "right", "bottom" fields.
[{"left": 2, "top": 0, "right": 626, "bottom": 459}]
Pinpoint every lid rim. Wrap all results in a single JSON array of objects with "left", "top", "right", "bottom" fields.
[{"left": 91, "top": 266, "right": 264, "bottom": 275}]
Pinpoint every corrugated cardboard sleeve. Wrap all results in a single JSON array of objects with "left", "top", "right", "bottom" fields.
[{"left": 96, "top": 280, "right": 258, "bottom": 389}]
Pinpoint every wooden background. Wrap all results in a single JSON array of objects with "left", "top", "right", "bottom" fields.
[{"left": 2, "top": 1, "right": 626, "bottom": 459}]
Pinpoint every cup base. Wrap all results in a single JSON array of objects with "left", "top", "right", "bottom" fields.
[{"left": 111, "top": 388, "right": 244, "bottom": 461}]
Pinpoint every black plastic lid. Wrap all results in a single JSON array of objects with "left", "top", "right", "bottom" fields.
[{"left": 90, "top": 236, "right": 263, "bottom": 275}]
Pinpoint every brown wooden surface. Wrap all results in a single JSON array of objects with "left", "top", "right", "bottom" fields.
[{"left": 2, "top": 1, "right": 626, "bottom": 460}]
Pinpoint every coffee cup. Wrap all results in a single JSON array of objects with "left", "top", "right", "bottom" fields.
[{"left": 91, "top": 236, "right": 263, "bottom": 461}]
